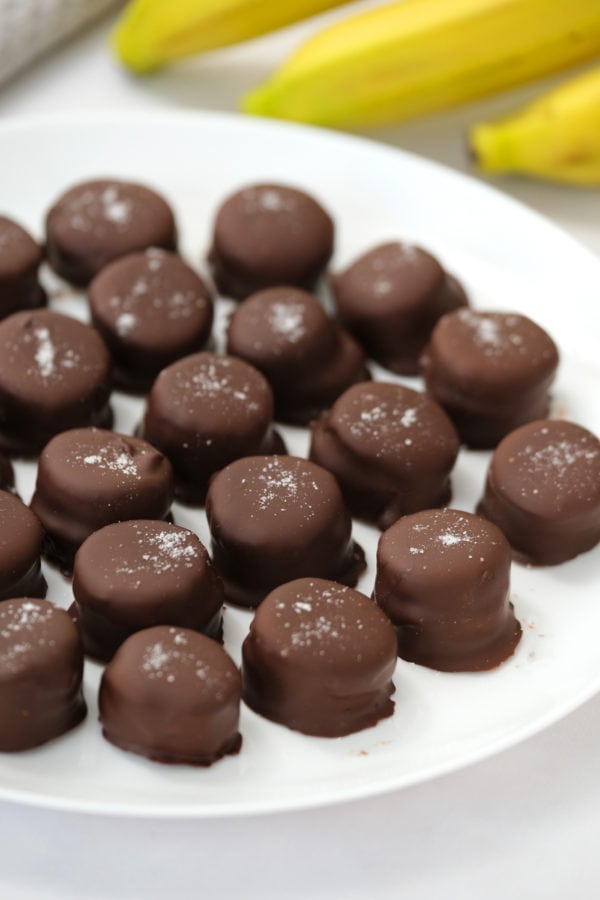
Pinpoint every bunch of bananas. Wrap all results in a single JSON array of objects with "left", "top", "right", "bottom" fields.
[{"left": 114, "top": 0, "right": 600, "bottom": 184}]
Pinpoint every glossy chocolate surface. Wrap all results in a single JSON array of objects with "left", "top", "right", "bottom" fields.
[
  {"left": 73, "top": 520, "right": 225, "bottom": 661},
  {"left": 0, "top": 491, "right": 47, "bottom": 600},
  {"left": 421, "top": 309, "right": 559, "bottom": 448},
  {"left": 226, "top": 286, "right": 370, "bottom": 424},
  {"left": 374, "top": 508, "right": 522, "bottom": 671},
  {"left": 0, "top": 310, "right": 112, "bottom": 456},
  {"left": 99, "top": 626, "right": 242, "bottom": 765},
  {"left": 89, "top": 249, "right": 213, "bottom": 392},
  {"left": 206, "top": 455, "right": 366, "bottom": 608},
  {"left": 31, "top": 427, "right": 174, "bottom": 571},
  {"left": 330, "top": 241, "right": 468, "bottom": 374},
  {"left": 478, "top": 420, "right": 600, "bottom": 565},
  {"left": 0, "top": 216, "right": 45, "bottom": 318},
  {"left": 209, "top": 184, "right": 334, "bottom": 300},
  {"left": 0, "top": 598, "right": 86, "bottom": 751},
  {"left": 45, "top": 179, "right": 177, "bottom": 285},
  {"left": 243, "top": 577, "right": 396, "bottom": 737},
  {"left": 310, "top": 382, "right": 459, "bottom": 529},
  {"left": 142, "top": 352, "right": 285, "bottom": 503}
]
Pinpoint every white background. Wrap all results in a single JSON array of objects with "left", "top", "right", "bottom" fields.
[{"left": 0, "top": 4, "right": 599, "bottom": 898}]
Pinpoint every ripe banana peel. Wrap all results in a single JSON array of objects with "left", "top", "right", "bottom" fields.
[
  {"left": 470, "top": 66, "right": 600, "bottom": 185},
  {"left": 242, "top": 0, "right": 600, "bottom": 129},
  {"left": 114, "top": 0, "right": 352, "bottom": 73}
]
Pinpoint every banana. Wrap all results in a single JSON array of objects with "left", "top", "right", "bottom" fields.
[
  {"left": 114, "top": 0, "right": 351, "bottom": 73},
  {"left": 470, "top": 66, "right": 600, "bottom": 185},
  {"left": 242, "top": 0, "right": 600, "bottom": 129}
]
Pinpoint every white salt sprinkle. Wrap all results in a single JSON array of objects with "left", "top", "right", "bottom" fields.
[{"left": 33, "top": 327, "right": 56, "bottom": 378}]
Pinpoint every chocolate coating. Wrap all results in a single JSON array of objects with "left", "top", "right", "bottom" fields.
[
  {"left": 243, "top": 578, "right": 396, "bottom": 737},
  {"left": 206, "top": 455, "right": 366, "bottom": 609},
  {"left": 374, "top": 509, "right": 522, "bottom": 672},
  {"left": 0, "top": 491, "right": 47, "bottom": 601},
  {"left": 478, "top": 420, "right": 600, "bottom": 565},
  {"left": 88, "top": 249, "right": 213, "bottom": 392},
  {"left": 141, "top": 352, "right": 285, "bottom": 503},
  {"left": 31, "top": 428, "right": 174, "bottom": 572},
  {"left": 330, "top": 242, "right": 468, "bottom": 374},
  {"left": 0, "top": 598, "right": 86, "bottom": 751},
  {"left": 73, "top": 521, "right": 225, "bottom": 661},
  {"left": 0, "top": 456, "right": 14, "bottom": 492},
  {"left": 226, "top": 286, "right": 370, "bottom": 424},
  {"left": 421, "top": 310, "right": 559, "bottom": 448},
  {"left": 0, "top": 216, "right": 45, "bottom": 318},
  {"left": 45, "top": 179, "right": 177, "bottom": 285},
  {"left": 209, "top": 184, "right": 334, "bottom": 300},
  {"left": 0, "top": 310, "right": 112, "bottom": 456},
  {"left": 310, "top": 382, "right": 459, "bottom": 530},
  {"left": 99, "top": 626, "right": 242, "bottom": 765}
]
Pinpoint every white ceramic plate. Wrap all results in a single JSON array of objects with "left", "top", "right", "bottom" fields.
[{"left": 0, "top": 111, "right": 598, "bottom": 818}]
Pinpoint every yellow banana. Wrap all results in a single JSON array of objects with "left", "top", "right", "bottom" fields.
[
  {"left": 242, "top": 0, "right": 600, "bottom": 129},
  {"left": 114, "top": 0, "right": 352, "bottom": 73},
  {"left": 470, "top": 66, "right": 600, "bottom": 185}
]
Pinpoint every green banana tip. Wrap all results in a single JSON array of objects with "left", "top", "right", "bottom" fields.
[{"left": 240, "top": 84, "right": 273, "bottom": 117}]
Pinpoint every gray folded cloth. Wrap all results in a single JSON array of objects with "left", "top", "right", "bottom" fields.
[{"left": 0, "top": 0, "right": 122, "bottom": 86}]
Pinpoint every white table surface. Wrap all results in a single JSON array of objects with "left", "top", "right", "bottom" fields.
[{"left": 0, "top": 6, "right": 599, "bottom": 899}]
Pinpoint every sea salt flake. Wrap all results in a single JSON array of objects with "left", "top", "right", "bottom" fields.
[
  {"left": 33, "top": 327, "right": 56, "bottom": 378},
  {"left": 116, "top": 313, "right": 137, "bottom": 336},
  {"left": 102, "top": 187, "right": 132, "bottom": 225},
  {"left": 142, "top": 642, "right": 171, "bottom": 673},
  {"left": 269, "top": 302, "right": 306, "bottom": 343},
  {"left": 400, "top": 408, "right": 417, "bottom": 428},
  {"left": 439, "top": 530, "right": 472, "bottom": 547}
]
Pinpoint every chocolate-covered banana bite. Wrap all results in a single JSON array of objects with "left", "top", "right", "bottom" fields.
[
  {"left": 141, "top": 352, "right": 285, "bottom": 503},
  {"left": 88, "top": 249, "right": 213, "bottom": 392},
  {"left": 72, "top": 521, "right": 225, "bottom": 661},
  {"left": 0, "top": 310, "right": 112, "bottom": 456},
  {"left": 206, "top": 455, "right": 366, "bottom": 609},
  {"left": 478, "top": 420, "right": 600, "bottom": 565},
  {"left": 374, "top": 508, "right": 522, "bottom": 672},
  {"left": 421, "top": 309, "right": 559, "bottom": 448},
  {"left": 0, "top": 598, "right": 86, "bottom": 751},
  {"left": 242, "top": 578, "right": 397, "bottom": 737},
  {"left": 99, "top": 626, "right": 242, "bottom": 766},
  {"left": 30, "top": 428, "right": 174, "bottom": 572},
  {"left": 45, "top": 178, "right": 177, "bottom": 285},
  {"left": 0, "top": 491, "right": 47, "bottom": 600},
  {"left": 310, "top": 382, "right": 459, "bottom": 530},
  {"left": 226, "top": 286, "right": 370, "bottom": 424},
  {"left": 209, "top": 184, "right": 334, "bottom": 300},
  {"left": 330, "top": 241, "right": 468, "bottom": 374},
  {"left": 0, "top": 216, "right": 45, "bottom": 318}
]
